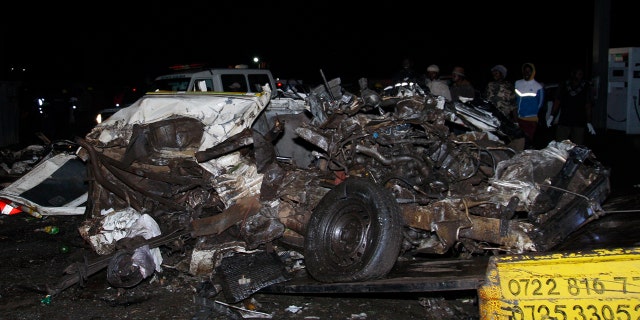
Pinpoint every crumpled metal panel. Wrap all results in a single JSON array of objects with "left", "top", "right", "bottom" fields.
[
  {"left": 202, "top": 151, "right": 262, "bottom": 208},
  {"left": 88, "top": 91, "right": 271, "bottom": 151},
  {"left": 487, "top": 141, "right": 571, "bottom": 211},
  {"left": 217, "top": 251, "right": 292, "bottom": 303},
  {"left": 0, "top": 153, "right": 87, "bottom": 216}
]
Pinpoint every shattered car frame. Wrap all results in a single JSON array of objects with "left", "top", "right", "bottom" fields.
[{"left": 0, "top": 80, "right": 610, "bottom": 301}]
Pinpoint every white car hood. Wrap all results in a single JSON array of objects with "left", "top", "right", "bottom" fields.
[{"left": 91, "top": 90, "right": 272, "bottom": 151}]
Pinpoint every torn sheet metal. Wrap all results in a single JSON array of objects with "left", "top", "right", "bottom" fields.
[
  {"left": 486, "top": 140, "right": 571, "bottom": 211},
  {"left": 82, "top": 92, "right": 272, "bottom": 217},
  {"left": 78, "top": 207, "right": 163, "bottom": 287},
  {"left": 217, "top": 251, "right": 292, "bottom": 303},
  {"left": 93, "top": 91, "right": 271, "bottom": 151},
  {"left": 78, "top": 207, "right": 162, "bottom": 268},
  {"left": 0, "top": 144, "right": 47, "bottom": 175},
  {"left": 189, "top": 244, "right": 259, "bottom": 276},
  {"left": 0, "top": 153, "right": 86, "bottom": 216}
]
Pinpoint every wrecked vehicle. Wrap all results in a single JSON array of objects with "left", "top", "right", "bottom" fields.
[{"left": 0, "top": 78, "right": 610, "bottom": 302}]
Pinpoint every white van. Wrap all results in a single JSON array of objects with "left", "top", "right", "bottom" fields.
[
  {"left": 96, "top": 67, "right": 278, "bottom": 124},
  {"left": 151, "top": 67, "right": 278, "bottom": 99}
]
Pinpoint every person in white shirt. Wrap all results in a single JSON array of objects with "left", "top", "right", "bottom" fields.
[{"left": 424, "top": 64, "right": 452, "bottom": 101}]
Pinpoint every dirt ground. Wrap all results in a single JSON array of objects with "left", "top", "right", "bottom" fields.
[
  {"left": 0, "top": 213, "right": 479, "bottom": 320},
  {"left": 3, "top": 190, "right": 639, "bottom": 320}
]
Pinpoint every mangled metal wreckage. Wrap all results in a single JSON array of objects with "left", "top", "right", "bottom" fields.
[{"left": 2, "top": 80, "right": 611, "bottom": 301}]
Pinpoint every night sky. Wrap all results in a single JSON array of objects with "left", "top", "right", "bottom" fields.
[{"left": 1, "top": 1, "right": 636, "bottom": 91}]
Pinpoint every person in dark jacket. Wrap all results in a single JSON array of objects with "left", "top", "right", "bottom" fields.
[
  {"left": 449, "top": 66, "right": 475, "bottom": 102},
  {"left": 547, "top": 67, "right": 596, "bottom": 145},
  {"left": 392, "top": 58, "right": 419, "bottom": 84}
]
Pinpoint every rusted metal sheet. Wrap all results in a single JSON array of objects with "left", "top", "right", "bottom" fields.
[
  {"left": 191, "top": 195, "right": 261, "bottom": 236},
  {"left": 479, "top": 247, "right": 640, "bottom": 320},
  {"left": 263, "top": 257, "right": 489, "bottom": 294}
]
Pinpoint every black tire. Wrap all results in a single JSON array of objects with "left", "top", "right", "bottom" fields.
[{"left": 304, "top": 177, "right": 403, "bottom": 283}]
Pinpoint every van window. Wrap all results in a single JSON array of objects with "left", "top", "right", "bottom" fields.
[
  {"left": 193, "top": 78, "right": 214, "bottom": 92},
  {"left": 153, "top": 77, "right": 191, "bottom": 91},
  {"left": 248, "top": 74, "right": 272, "bottom": 93},
  {"left": 221, "top": 74, "right": 247, "bottom": 92}
]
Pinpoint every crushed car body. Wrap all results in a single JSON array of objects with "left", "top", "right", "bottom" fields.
[{"left": 0, "top": 79, "right": 611, "bottom": 301}]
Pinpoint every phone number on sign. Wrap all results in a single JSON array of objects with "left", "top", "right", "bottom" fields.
[
  {"left": 505, "top": 277, "right": 640, "bottom": 297},
  {"left": 508, "top": 303, "right": 640, "bottom": 320}
]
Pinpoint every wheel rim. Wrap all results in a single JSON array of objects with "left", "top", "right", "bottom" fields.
[{"left": 327, "top": 203, "right": 372, "bottom": 267}]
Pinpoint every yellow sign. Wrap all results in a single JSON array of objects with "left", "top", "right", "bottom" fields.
[{"left": 479, "top": 247, "right": 640, "bottom": 320}]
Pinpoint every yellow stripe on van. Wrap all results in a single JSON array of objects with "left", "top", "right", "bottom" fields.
[{"left": 479, "top": 247, "right": 640, "bottom": 320}]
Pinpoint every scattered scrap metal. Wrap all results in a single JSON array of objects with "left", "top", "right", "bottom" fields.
[{"left": 0, "top": 78, "right": 611, "bottom": 304}]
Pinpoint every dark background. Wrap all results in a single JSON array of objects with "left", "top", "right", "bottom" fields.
[
  {"left": 1, "top": 1, "right": 635, "bottom": 87},
  {"left": 0, "top": 1, "right": 636, "bottom": 146}
]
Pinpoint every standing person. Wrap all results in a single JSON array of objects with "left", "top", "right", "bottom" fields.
[
  {"left": 546, "top": 67, "right": 596, "bottom": 145},
  {"left": 392, "top": 58, "right": 419, "bottom": 84},
  {"left": 514, "top": 62, "right": 544, "bottom": 146},
  {"left": 484, "top": 64, "right": 516, "bottom": 120},
  {"left": 424, "top": 64, "right": 452, "bottom": 101},
  {"left": 450, "top": 66, "right": 475, "bottom": 102}
]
